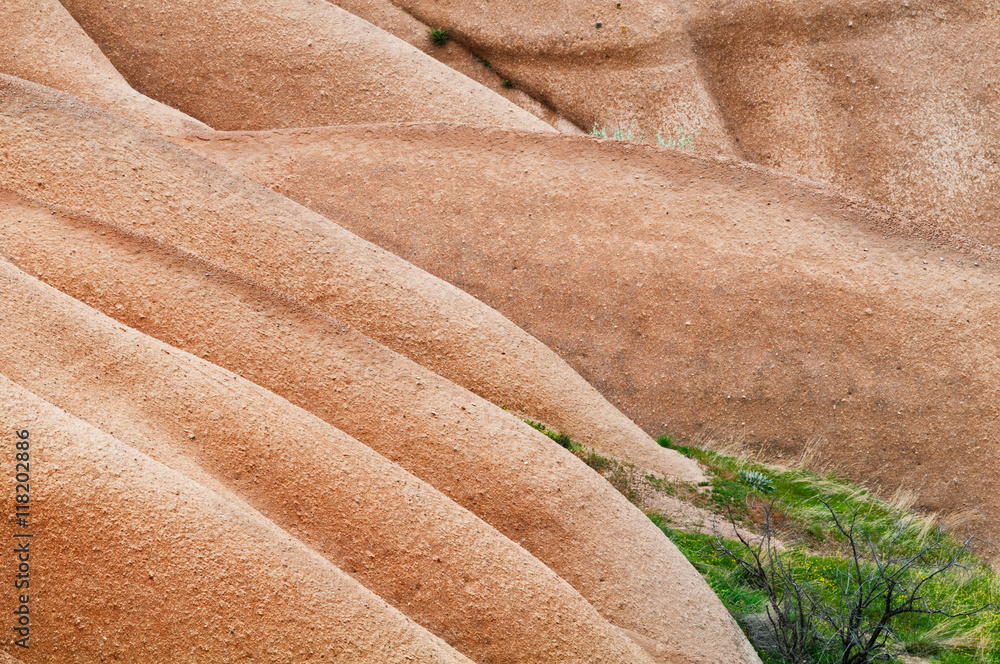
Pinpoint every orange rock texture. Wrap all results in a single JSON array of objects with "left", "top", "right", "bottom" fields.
[
  {"left": 177, "top": 123, "right": 1000, "bottom": 542},
  {"left": 0, "top": 0, "right": 995, "bottom": 661}
]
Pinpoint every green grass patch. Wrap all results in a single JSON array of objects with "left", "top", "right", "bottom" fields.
[
  {"left": 428, "top": 27, "right": 451, "bottom": 45},
  {"left": 652, "top": 436, "right": 1000, "bottom": 663},
  {"left": 588, "top": 122, "right": 644, "bottom": 141},
  {"left": 656, "top": 127, "right": 700, "bottom": 149},
  {"left": 655, "top": 434, "right": 933, "bottom": 546},
  {"left": 587, "top": 124, "right": 699, "bottom": 149},
  {"left": 524, "top": 418, "right": 579, "bottom": 452}
]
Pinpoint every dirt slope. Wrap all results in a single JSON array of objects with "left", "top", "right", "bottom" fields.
[
  {"left": 0, "top": 258, "right": 665, "bottom": 664},
  {"left": 0, "top": 75, "right": 697, "bottom": 483},
  {"left": 327, "top": 0, "right": 582, "bottom": 132},
  {"left": 58, "top": 0, "right": 550, "bottom": 132},
  {"left": 175, "top": 123, "right": 1000, "bottom": 540},
  {"left": 0, "top": 374, "right": 474, "bottom": 664},
  {"left": 302, "top": 0, "right": 999, "bottom": 244},
  {"left": 686, "top": 0, "right": 1000, "bottom": 247},
  {"left": 0, "top": 0, "right": 207, "bottom": 133},
  {"left": 0, "top": 189, "right": 760, "bottom": 664},
  {"left": 320, "top": 0, "right": 737, "bottom": 155}
]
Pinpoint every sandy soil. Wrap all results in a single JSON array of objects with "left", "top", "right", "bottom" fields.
[
  {"left": 59, "top": 0, "right": 551, "bottom": 132},
  {"left": 0, "top": 0, "right": 207, "bottom": 134},
  {"left": 0, "top": 373, "right": 475, "bottom": 664}
]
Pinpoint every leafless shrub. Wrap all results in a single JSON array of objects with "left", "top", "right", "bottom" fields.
[
  {"left": 714, "top": 498, "right": 820, "bottom": 663},
  {"left": 714, "top": 497, "right": 993, "bottom": 664}
]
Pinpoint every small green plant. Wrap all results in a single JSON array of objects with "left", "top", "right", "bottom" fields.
[
  {"left": 501, "top": 79, "right": 514, "bottom": 89},
  {"left": 428, "top": 27, "right": 451, "bottom": 45},
  {"left": 589, "top": 122, "right": 645, "bottom": 141},
  {"left": 612, "top": 125, "right": 644, "bottom": 141},
  {"left": 739, "top": 469, "right": 776, "bottom": 495},
  {"left": 656, "top": 127, "right": 700, "bottom": 150},
  {"left": 522, "top": 419, "right": 640, "bottom": 504},
  {"left": 586, "top": 123, "right": 698, "bottom": 149},
  {"left": 523, "top": 419, "right": 578, "bottom": 452}
]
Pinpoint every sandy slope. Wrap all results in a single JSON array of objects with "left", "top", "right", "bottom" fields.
[
  {"left": 175, "top": 123, "right": 1000, "bottom": 541},
  {"left": 0, "top": 374, "right": 474, "bottom": 664},
  {"left": 327, "top": 0, "right": 583, "bottom": 132},
  {"left": 0, "top": 0, "right": 206, "bottom": 134},
  {"left": 58, "top": 0, "right": 551, "bottom": 132},
  {"left": 686, "top": 0, "right": 1000, "bottom": 247},
  {"left": 317, "top": 0, "right": 737, "bottom": 155},
  {"left": 298, "top": 0, "right": 999, "bottom": 246},
  {"left": 0, "top": 259, "right": 667, "bottom": 664},
  {"left": 0, "top": 189, "right": 760, "bottom": 664},
  {"left": 0, "top": 75, "right": 698, "bottom": 484}
]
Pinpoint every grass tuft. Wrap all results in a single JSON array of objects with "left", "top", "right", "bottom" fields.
[
  {"left": 428, "top": 27, "right": 451, "bottom": 45},
  {"left": 656, "top": 127, "right": 700, "bottom": 149},
  {"left": 587, "top": 124, "right": 700, "bottom": 150}
]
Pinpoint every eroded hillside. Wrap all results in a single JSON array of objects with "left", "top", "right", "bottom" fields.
[{"left": 0, "top": 0, "right": 996, "bottom": 661}]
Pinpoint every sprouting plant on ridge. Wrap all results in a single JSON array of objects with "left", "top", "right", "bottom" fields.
[
  {"left": 739, "top": 469, "right": 776, "bottom": 495},
  {"left": 612, "top": 124, "right": 644, "bottom": 141},
  {"left": 589, "top": 122, "right": 644, "bottom": 141},
  {"left": 657, "top": 127, "right": 700, "bottom": 150},
  {"left": 428, "top": 27, "right": 451, "bottom": 45},
  {"left": 587, "top": 122, "right": 699, "bottom": 150}
]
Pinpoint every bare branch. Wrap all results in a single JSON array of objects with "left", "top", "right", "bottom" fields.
[{"left": 712, "top": 494, "right": 994, "bottom": 664}]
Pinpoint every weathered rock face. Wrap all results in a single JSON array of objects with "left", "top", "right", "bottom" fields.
[
  {"left": 686, "top": 0, "right": 1000, "bottom": 248},
  {"left": 300, "top": 0, "right": 1000, "bottom": 250},
  {"left": 0, "top": 188, "right": 755, "bottom": 664},
  {"left": 58, "top": 0, "right": 551, "bottom": 132},
  {"left": 173, "top": 123, "right": 1000, "bottom": 543},
  {"left": 0, "top": 0, "right": 207, "bottom": 133},
  {"left": 0, "top": 259, "right": 661, "bottom": 664},
  {"left": 326, "top": 0, "right": 741, "bottom": 156},
  {"left": 0, "top": 75, "right": 699, "bottom": 484},
  {"left": 0, "top": 76, "right": 758, "bottom": 663},
  {"left": 0, "top": 374, "right": 475, "bottom": 664},
  {"left": 6, "top": 0, "right": 996, "bottom": 660}
]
